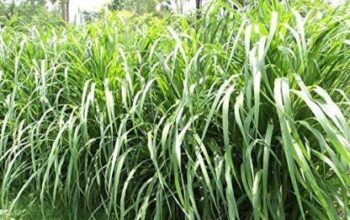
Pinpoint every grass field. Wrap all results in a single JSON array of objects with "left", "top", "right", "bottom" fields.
[{"left": 0, "top": 1, "right": 350, "bottom": 219}]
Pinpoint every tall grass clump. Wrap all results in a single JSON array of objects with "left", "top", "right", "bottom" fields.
[{"left": 0, "top": 0, "right": 349, "bottom": 219}]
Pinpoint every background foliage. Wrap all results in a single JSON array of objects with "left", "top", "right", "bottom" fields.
[
  {"left": 0, "top": 0, "right": 62, "bottom": 27},
  {"left": 109, "top": 0, "right": 160, "bottom": 13}
]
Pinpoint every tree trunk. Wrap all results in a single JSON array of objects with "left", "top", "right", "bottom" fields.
[
  {"left": 196, "top": 0, "right": 201, "bottom": 10},
  {"left": 61, "top": 0, "right": 69, "bottom": 22},
  {"left": 196, "top": 0, "right": 201, "bottom": 19}
]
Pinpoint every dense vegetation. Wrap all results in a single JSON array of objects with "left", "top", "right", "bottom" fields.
[
  {"left": 0, "top": 0, "right": 61, "bottom": 26},
  {"left": 0, "top": 0, "right": 349, "bottom": 219}
]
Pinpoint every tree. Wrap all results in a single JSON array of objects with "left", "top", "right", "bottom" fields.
[
  {"left": 60, "top": 0, "right": 69, "bottom": 21},
  {"left": 47, "top": 0, "right": 69, "bottom": 21},
  {"left": 109, "top": 0, "right": 121, "bottom": 10},
  {"left": 0, "top": 0, "right": 61, "bottom": 26},
  {"left": 196, "top": 0, "right": 202, "bottom": 19},
  {"left": 109, "top": 0, "right": 158, "bottom": 14},
  {"left": 196, "top": 0, "right": 201, "bottom": 10}
]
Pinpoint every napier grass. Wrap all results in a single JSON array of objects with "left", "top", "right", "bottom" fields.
[{"left": 0, "top": 1, "right": 349, "bottom": 219}]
